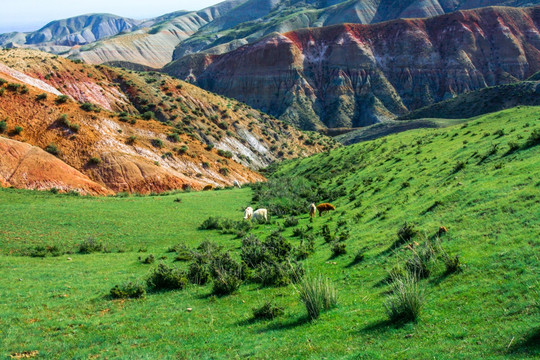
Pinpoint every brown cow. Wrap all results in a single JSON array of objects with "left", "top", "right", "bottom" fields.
[{"left": 316, "top": 203, "right": 336, "bottom": 217}]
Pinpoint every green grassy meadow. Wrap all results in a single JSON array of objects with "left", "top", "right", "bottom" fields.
[{"left": 1, "top": 106, "right": 539, "bottom": 359}]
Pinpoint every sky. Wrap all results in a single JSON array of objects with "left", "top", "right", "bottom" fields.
[{"left": 0, "top": 0, "right": 222, "bottom": 33}]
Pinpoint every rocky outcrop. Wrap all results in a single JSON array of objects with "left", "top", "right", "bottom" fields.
[{"left": 164, "top": 6, "right": 540, "bottom": 129}]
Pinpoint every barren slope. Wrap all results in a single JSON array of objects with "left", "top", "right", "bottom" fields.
[{"left": 0, "top": 49, "right": 332, "bottom": 194}]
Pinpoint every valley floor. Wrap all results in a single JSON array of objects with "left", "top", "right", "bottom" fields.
[{"left": 1, "top": 107, "right": 539, "bottom": 359}]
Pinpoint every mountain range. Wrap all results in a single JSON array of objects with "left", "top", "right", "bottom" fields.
[{"left": 165, "top": 6, "right": 540, "bottom": 129}]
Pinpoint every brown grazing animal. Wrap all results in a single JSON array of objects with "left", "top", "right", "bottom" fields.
[
  {"left": 316, "top": 203, "right": 336, "bottom": 216},
  {"left": 438, "top": 226, "right": 448, "bottom": 235}
]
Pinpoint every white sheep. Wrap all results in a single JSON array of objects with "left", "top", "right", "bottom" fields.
[
  {"left": 252, "top": 209, "right": 268, "bottom": 223},
  {"left": 244, "top": 207, "right": 254, "bottom": 220}
]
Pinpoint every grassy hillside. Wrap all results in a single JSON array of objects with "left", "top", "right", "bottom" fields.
[
  {"left": 399, "top": 81, "right": 540, "bottom": 121},
  {"left": 335, "top": 118, "right": 468, "bottom": 145},
  {"left": 0, "top": 106, "right": 538, "bottom": 358}
]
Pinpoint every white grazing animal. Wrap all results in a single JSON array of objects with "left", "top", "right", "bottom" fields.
[
  {"left": 252, "top": 209, "right": 268, "bottom": 223},
  {"left": 244, "top": 207, "right": 254, "bottom": 220},
  {"left": 233, "top": 180, "right": 242, "bottom": 189}
]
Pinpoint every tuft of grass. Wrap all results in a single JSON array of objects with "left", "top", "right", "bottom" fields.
[
  {"left": 384, "top": 273, "right": 424, "bottom": 323},
  {"left": 297, "top": 274, "right": 337, "bottom": 320}
]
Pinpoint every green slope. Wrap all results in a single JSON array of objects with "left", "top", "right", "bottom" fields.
[{"left": 0, "top": 106, "right": 538, "bottom": 358}]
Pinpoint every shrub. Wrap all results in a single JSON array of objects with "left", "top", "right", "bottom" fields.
[
  {"left": 78, "top": 238, "right": 104, "bottom": 254},
  {"left": 28, "top": 245, "right": 63, "bottom": 258},
  {"left": 453, "top": 160, "right": 466, "bottom": 173},
  {"left": 210, "top": 252, "right": 243, "bottom": 295},
  {"left": 151, "top": 139, "right": 163, "bottom": 148},
  {"left": 283, "top": 216, "right": 299, "bottom": 228},
  {"left": 212, "top": 272, "right": 242, "bottom": 295},
  {"left": 0, "top": 120, "right": 6, "bottom": 133},
  {"left": 257, "top": 261, "right": 303, "bottom": 287},
  {"left": 527, "top": 129, "right": 540, "bottom": 146},
  {"left": 80, "top": 102, "right": 96, "bottom": 112},
  {"left": 110, "top": 281, "right": 146, "bottom": 299},
  {"left": 168, "top": 133, "right": 180, "bottom": 143},
  {"left": 352, "top": 250, "right": 365, "bottom": 264},
  {"left": 147, "top": 263, "right": 187, "bottom": 291},
  {"left": 177, "top": 145, "right": 188, "bottom": 155},
  {"left": 142, "top": 111, "right": 155, "bottom": 120},
  {"left": 88, "top": 157, "right": 102, "bottom": 166},
  {"left": 217, "top": 149, "right": 233, "bottom": 158},
  {"left": 142, "top": 254, "right": 155, "bottom": 264},
  {"left": 36, "top": 93, "right": 47, "bottom": 101},
  {"left": 174, "top": 248, "right": 193, "bottom": 262},
  {"left": 199, "top": 216, "right": 222, "bottom": 230},
  {"left": 219, "top": 167, "right": 230, "bottom": 176},
  {"left": 55, "top": 95, "right": 69, "bottom": 104},
  {"left": 331, "top": 242, "right": 347, "bottom": 257},
  {"left": 297, "top": 274, "right": 337, "bottom": 320},
  {"left": 507, "top": 141, "right": 519, "bottom": 153},
  {"left": 45, "top": 144, "right": 59, "bottom": 156},
  {"left": 187, "top": 260, "right": 211, "bottom": 285},
  {"left": 253, "top": 301, "right": 285, "bottom": 320},
  {"left": 396, "top": 222, "right": 418, "bottom": 246},
  {"left": 7, "top": 83, "right": 21, "bottom": 92},
  {"left": 13, "top": 126, "right": 23, "bottom": 135},
  {"left": 384, "top": 273, "right": 424, "bottom": 323},
  {"left": 127, "top": 135, "right": 137, "bottom": 145}
]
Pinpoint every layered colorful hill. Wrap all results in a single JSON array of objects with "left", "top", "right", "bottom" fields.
[
  {"left": 0, "top": 49, "right": 332, "bottom": 195},
  {"left": 164, "top": 6, "right": 540, "bottom": 130}
]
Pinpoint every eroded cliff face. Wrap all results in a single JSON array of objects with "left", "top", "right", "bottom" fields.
[
  {"left": 0, "top": 49, "right": 333, "bottom": 195},
  {"left": 165, "top": 6, "right": 540, "bottom": 130}
]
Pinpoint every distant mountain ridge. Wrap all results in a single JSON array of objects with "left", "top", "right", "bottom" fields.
[
  {"left": 0, "top": 14, "right": 142, "bottom": 51},
  {"left": 2, "top": 0, "right": 537, "bottom": 68},
  {"left": 163, "top": 6, "right": 540, "bottom": 130}
]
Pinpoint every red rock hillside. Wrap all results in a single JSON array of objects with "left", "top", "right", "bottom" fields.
[
  {"left": 0, "top": 49, "right": 335, "bottom": 195},
  {"left": 164, "top": 6, "right": 540, "bottom": 130}
]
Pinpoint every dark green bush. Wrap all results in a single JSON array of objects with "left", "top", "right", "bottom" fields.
[
  {"left": 110, "top": 281, "right": 146, "bottom": 299},
  {"left": 199, "top": 216, "right": 222, "bottom": 230},
  {"left": 28, "top": 245, "right": 63, "bottom": 258},
  {"left": 55, "top": 95, "right": 69, "bottom": 104},
  {"left": 80, "top": 102, "right": 96, "bottom": 112},
  {"left": 142, "top": 254, "right": 155, "bottom": 264},
  {"left": 396, "top": 222, "right": 418, "bottom": 246},
  {"left": 331, "top": 242, "right": 347, "bottom": 257},
  {"left": 45, "top": 143, "right": 59, "bottom": 156},
  {"left": 13, "top": 126, "right": 23, "bottom": 135},
  {"left": 88, "top": 157, "right": 102, "bottom": 166},
  {"left": 147, "top": 263, "right": 187, "bottom": 291},
  {"left": 142, "top": 111, "right": 155, "bottom": 120},
  {"left": 151, "top": 139, "right": 163, "bottom": 148},
  {"left": 253, "top": 301, "right": 285, "bottom": 320},
  {"left": 78, "top": 238, "right": 104, "bottom": 254},
  {"left": 283, "top": 216, "right": 299, "bottom": 228},
  {"left": 36, "top": 93, "right": 47, "bottom": 101},
  {"left": 187, "top": 260, "right": 211, "bottom": 285},
  {"left": 0, "top": 120, "right": 6, "bottom": 133}
]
